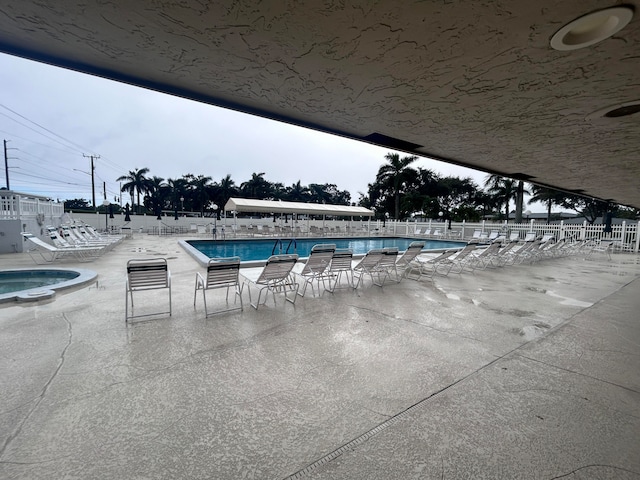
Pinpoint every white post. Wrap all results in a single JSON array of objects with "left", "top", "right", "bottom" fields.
[
  {"left": 559, "top": 220, "right": 565, "bottom": 240},
  {"left": 635, "top": 221, "right": 640, "bottom": 253},
  {"left": 581, "top": 221, "right": 587, "bottom": 240},
  {"left": 621, "top": 221, "right": 627, "bottom": 245},
  {"left": 481, "top": 220, "right": 486, "bottom": 233}
]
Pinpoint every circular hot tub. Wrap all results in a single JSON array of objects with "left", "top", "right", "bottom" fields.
[{"left": 0, "top": 268, "right": 98, "bottom": 304}]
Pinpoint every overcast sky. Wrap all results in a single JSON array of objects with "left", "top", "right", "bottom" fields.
[{"left": 1, "top": 52, "right": 491, "bottom": 207}]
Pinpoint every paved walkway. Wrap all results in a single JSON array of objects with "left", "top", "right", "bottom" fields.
[{"left": 1, "top": 235, "right": 639, "bottom": 479}]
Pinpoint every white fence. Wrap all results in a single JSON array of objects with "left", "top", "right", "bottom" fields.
[
  {"left": 386, "top": 219, "right": 640, "bottom": 253},
  {"left": 0, "top": 194, "right": 65, "bottom": 219}
]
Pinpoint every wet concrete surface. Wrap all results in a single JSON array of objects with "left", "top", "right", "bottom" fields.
[{"left": 1, "top": 235, "right": 639, "bottom": 479}]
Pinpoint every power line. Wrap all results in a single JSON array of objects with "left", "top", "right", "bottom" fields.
[{"left": 0, "top": 104, "right": 91, "bottom": 154}]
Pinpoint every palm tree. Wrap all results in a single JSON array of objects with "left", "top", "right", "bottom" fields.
[
  {"left": 376, "top": 152, "right": 418, "bottom": 219},
  {"left": 189, "top": 175, "right": 213, "bottom": 216},
  {"left": 484, "top": 174, "right": 517, "bottom": 221},
  {"left": 167, "top": 177, "right": 188, "bottom": 213},
  {"left": 217, "top": 174, "right": 238, "bottom": 209},
  {"left": 285, "top": 180, "right": 310, "bottom": 202},
  {"left": 529, "top": 185, "right": 567, "bottom": 222},
  {"left": 240, "top": 172, "right": 272, "bottom": 199},
  {"left": 117, "top": 167, "right": 150, "bottom": 214},
  {"left": 144, "top": 176, "right": 167, "bottom": 216}
]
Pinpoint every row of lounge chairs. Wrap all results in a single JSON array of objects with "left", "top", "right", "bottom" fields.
[
  {"left": 21, "top": 225, "right": 124, "bottom": 264},
  {"left": 406, "top": 233, "right": 608, "bottom": 280},
  {"left": 125, "top": 235, "right": 618, "bottom": 322},
  {"left": 125, "top": 242, "right": 427, "bottom": 321}
]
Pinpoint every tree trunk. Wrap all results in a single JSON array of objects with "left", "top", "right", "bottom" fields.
[{"left": 514, "top": 181, "right": 524, "bottom": 223}]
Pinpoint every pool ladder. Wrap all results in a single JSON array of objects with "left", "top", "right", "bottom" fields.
[{"left": 272, "top": 238, "right": 297, "bottom": 255}]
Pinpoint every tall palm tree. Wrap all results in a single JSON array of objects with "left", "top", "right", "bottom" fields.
[
  {"left": 484, "top": 174, "right": 517, "bottom": 221},
  {"left": 285, "top": 180, "right": 310, "bottom": 202},
  {"left": 240, "top": 172, "right": 272, "bottom": 199},
  {"left": 189, "top": 175, "right": 213, "bottom": 216},
  {"left": 117, "top": 167, "right": 150, "bottom": 213},
  {"left": 217, "top": 174, "right": 238, "bottom": 209},
  {"left": 376, "top": 152, "right": 418, "bottom": 219},
  {"left": 145, "top": 176, "right": 167, "bottom": 216},
  {"left": 167, "top": 177, "right": 189, "bottom": 213},
  {"left": 529, "top": 185, "right": 567, "bottom": 222}
]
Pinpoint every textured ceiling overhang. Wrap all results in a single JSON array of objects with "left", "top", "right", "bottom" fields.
[{"left": 0, "top": 1, "right": 638, "bottom": 207}]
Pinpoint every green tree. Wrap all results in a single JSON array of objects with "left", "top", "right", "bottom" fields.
[
  {"left": 285, "top": 180, "right": 310, "bottom": 202},
  {"left": 528, "top": 185, "right": 567, "bottom": 222},
  {"left": 216, "top": 174, "right": 238, "bottom": 210},
  {"left": 375, "top": 152, "right": 419, "bottom": 220},
  {"left": 117, "top": 167, "right": 150, "bottom": 214},
  {"left": 188, "top": 175, "right": 214, "bottom": 216},
  {"left": 240, "top": 172, "right": 272, "bottom": 199},
  {"left": 560, "top": 195, "right": 607, "bottom": 224},
  {"left": 484, "top": 175, "right": 517, "bottom": 221}
]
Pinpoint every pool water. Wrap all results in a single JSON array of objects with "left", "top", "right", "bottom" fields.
[
  {"left": 186, "top": 237, "right": 465, "bottom": 262},
  {"left": 0, "top": 270, "right": 81, "bottom": 294}
]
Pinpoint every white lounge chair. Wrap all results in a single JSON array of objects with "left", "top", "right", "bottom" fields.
[
  {"left": 21, "top": 232, "right": 102, "bottom": 263},
  {"left": 325, "top": 249, "right": 354, "bottom": 292},
  {"left": 294, "top": 244, "right": 336, "bottom": 297},
  {"left": 241, "top": 254, "right": 299, "bottom": 309},
  {"left": 194, "top": 257, "right": 243, "bottom": 316},
  {"left": 395, "top": 241, "right": 425, "bottom": 279},
  {"left": 125, "top": 258, "right": 172, "bottom": 322},
  {"left": 352, "top": 249, "right": 385, "bottom": 289}
]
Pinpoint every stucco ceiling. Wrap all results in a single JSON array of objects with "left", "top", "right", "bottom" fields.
[{"left": 0, "top": 1, "right": 638, "bottom": 207}]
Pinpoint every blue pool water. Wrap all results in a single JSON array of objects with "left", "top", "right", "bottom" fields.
[
  {"left": 0, "top": 270, "right": 80, "bottom": 294},
  {"left": 0, "top": 268, "right": 98, "bottom": 303},
  {"left": 185, "top": 237, "right": 465, "bottom": 263}
]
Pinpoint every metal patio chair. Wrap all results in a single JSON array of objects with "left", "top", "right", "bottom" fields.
[
  {"left": 125, "top": 258, "right": 171, "bottom": 322},
  {"left": 194, "top": 256, "right": 243, "bottom": 316}
]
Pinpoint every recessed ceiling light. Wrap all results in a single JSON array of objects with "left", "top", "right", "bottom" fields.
[
  {"left": 550, "top": 6, "right": 634, "bottom": 51},
  {"left": 586, "top": 100, "right": 640, "bottom": 121}
]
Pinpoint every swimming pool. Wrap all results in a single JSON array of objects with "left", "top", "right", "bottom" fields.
[
  {"left": 0, "top": 268, "right": 98, "bottom": 303},
  {"left": 181, "top": 237, "right": 465, "bottom": 266}
]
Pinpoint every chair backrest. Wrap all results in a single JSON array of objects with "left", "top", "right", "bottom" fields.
[
  {"left": 428, "top": 249, "right": 457, "bottom": 263},
  {"left": 396, "top": 241, "right": 424, "bottom": 267},
  {"left": 476, "top": 241, "right": 500, "bottom": 257},
  {"left": 509, "top": 232, "right": 520, "bottom": 242},
  {"left": 127, "top": 258, "right": 170, "bottom": 290},
  {"left": 378, "top": 247, "right": 399, "bottom": 267},
  {"left": 472, "top": 230, "right": 482, "bottom": 238},
  {"left": 454, "top": 242, "right": 478, "bottom": 260},
  {"left": 354, "top": 249, "right": 384, "bottom": 270},
  {"left": 488, "top": 230, "right": 500, "bottom": 240},
  {"left": 205, "top": 257, "right": 241, "bottom": 287},
  {"left": 329, "top": 249, "right": 353, "bottom": 271},
  {"left": 301, "top": 244, "right": 336, "bottom": 275},
  {"left": 22, "top": 232, "right": 57, "bottom": 252},
  {"left": 256, "top": 254, "right": 299, "bottom": 283},
  {"left": 524, "top": 232, "right": 537, "bottom": 242}
]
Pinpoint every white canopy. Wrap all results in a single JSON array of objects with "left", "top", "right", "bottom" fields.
[{"left": 224, "top": 197, "right": 374, "bottom": 217}]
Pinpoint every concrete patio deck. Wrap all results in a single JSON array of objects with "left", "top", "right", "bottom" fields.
[{"left": 1, "top": 235, "right": 639, "bottom": 479}]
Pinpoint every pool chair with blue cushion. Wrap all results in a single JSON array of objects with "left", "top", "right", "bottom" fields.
[
  {"left": 125, "top": 258, "right": 171, "bottom": 322},
  {"left": 241, "top": 254, "right": 299, "bottom": 309},
  {"left": 194, "top": 256, "right": 243, "bottom": 317},
  {"left": 295, "top": 244, "right": 336, "bottom": 297}
]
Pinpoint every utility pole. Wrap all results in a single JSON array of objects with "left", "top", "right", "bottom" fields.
[
  {"left": 83, "top": 154, "right": 99, "bottom": 209},
  {"left": 4, "top": 139, "right": 9, "bottom": 190}
]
